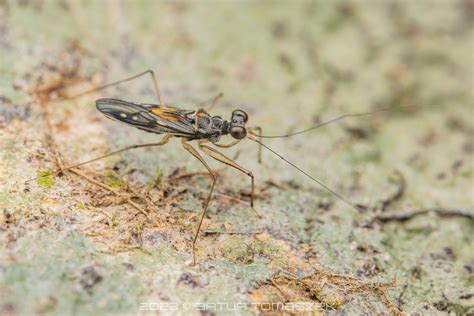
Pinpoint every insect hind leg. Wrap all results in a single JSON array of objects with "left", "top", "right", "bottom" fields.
[
  {"left": 26, "top": 134, "right": 172, "bottom": 183},
  {"left": 55, "top": 69, "right": 165, "bottom": 105}
]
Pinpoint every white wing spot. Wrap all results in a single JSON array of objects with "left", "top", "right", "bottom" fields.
[
  {"left": 133, "top": 116, "right": 138, "bottom": 121},
  {"left": 120, "top": 113, "right": 127, "bottom": 118}
]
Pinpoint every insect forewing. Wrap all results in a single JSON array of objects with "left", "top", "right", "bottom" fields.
[{"left": 96, "top": 98, "right": 196, "bottom": 136}]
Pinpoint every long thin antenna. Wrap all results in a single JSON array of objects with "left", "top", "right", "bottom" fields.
[
  {"left": 254, "top": 107, "right": 409, "bottom": 138},
  {"left": 249, "top": 136, "right": 362, "bottom": 213}
]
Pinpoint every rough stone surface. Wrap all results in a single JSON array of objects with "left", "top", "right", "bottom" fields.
[{"left": 0, "top": 1, "right": 473, "bottom": 315}]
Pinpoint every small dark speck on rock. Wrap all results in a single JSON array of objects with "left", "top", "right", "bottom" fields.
[
  {"left": 430, "top": 247, "right": 456, "bottom": 261},
  {"left": 463, "top": 260, "right": 474, "bottom": 274},
  {"left": 285, "top": 180, "right": 301, "bottom": 190},
  {"left": 459, "top": 292, "right": 473, "bottom": 299},
  {"left": 343, "top": 126, "right": 370, "bottom": 139},
  {"left": 434, "top": 300, "right": 448, "bottom": 312},
  {"left": 79, "top": 266, "right": 103, "bottom": 293},
  {"left": 355, "top": 204, "right": 368, "bottom": 212},
  {"left": 411, "top": 266, "right": 423, "bottom": 280},
  {"left": 177, "top": 272, "right": 200, "bottom": 288},
  {"left": 462, "top": 140, "right": 473, "bottom": 154},
  {"left": 0, "top": 96, "right": 30, "bottom": 125},
  {"left": 317, "top": 199, "right": 333, "bottom": 211},
  {"left": 443, "top": 247, "right": 456, "bottom": 260},
  {"left": 3, "top": 208, "right": 12, "bottom": 219},
  {"left": 0, "top": 303, "right": 14, "bottom": 314},
  {"left": 122, "top": 262, "right": 136, "bottom": 272},
  {"left": 445, "top": 116, "right": 471, "bottom": 132},
  {"left": 356, "top": 258, "right": 384, "bottom": 277},
  {"left": 199, "top": 310, "right": 216, "bottom": 316},
  {"left": 451, "top": 159, "right": 463, "bottom": 172},
  {"left": 356, "top": 244, "right": 380, "bottom": 254},
  {"left": 271, "top": 20, "right": 287, "bottom": 39},
  {"left": 146, "top": 230, "right": 172, "bottom": 247}
]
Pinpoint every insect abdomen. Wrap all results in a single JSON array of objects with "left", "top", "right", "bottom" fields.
[{"left": 96, "top": 98, "right": 162, "bottom": 130}]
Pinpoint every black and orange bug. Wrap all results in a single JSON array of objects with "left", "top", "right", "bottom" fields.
[{"left": 28, "top": 70, "right": 396, "bottom": 264}]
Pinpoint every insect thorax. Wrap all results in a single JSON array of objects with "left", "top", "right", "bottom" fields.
[{"left": 193, "top": 110, "right": 229, "bottom": 142}]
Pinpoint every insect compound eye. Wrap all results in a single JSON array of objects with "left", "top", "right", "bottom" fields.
[
  {"left": 231, "top": 109, "right": 248, "bottom": 123},
  {"left": 230, "top": 126, "right": 247, "bottom": 139}
]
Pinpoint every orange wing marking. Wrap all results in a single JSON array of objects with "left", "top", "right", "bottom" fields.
[
  {"left": 151, "top": 108, "right": 179, "bottom": 121},
  {"left": 159, "top": 114, "right": 178, "bottom": 120}
]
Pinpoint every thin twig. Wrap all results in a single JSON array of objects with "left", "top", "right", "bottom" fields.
[
  {"left": 380, "top": 170, "right": 406, "bottom": 212},
  {"left": 363, "top": 208, "right": 473, "bottom": 227},
  {"left": 269, "top": 278, "right": 291, "bottom": 302},
  {"left": 202, "top": 229, "right": 263, "bottom": 235}
]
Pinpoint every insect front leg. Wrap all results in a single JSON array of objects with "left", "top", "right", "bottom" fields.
[
  {"left": 248, "top": 126, "right": 263, "bottom": 163},
  {"left": 181, "top": 138, "right": 218, "bottom": 265},
  {"left": 213, "top": 139, "right": 241, "bottom": 148}
]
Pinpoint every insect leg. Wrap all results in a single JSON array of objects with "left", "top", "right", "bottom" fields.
[
  {"left": 181, "top": 138, "right": 218, "bottom": 265},
  {"left": 27, "top": 134, "right": 172, "bottom": 183},
  {"left": 248, "top": 126, "right": 263, "bottom": 163},
  {"left": 205, "top": 93, "right": 223, "bottom": 112},
  {"left": 213, "top": 139, "right": 241, "bottom": 148},
  {"left": 56, "top": 69, "right": 165, "bottom": 105},
  {"left": 198, "top": 140, "right": 256, "bottom": 209}
]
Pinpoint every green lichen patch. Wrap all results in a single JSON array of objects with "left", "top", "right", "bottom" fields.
[
  {"left": 103, "top": 170, "right": 125, "bottom": 189},
  {"left": 36, "top": 170, "right": 55, "bottom": 188},
  {"left": 220, "top": 235, "right": 252, "bottom": 263},
  {"left": 218, "top": 233, "right": 292, "bottom": 272}
]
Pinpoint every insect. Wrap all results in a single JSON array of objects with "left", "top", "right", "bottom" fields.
[{"left": 28, "top": 70, "right": 398, "bottom": 264}]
